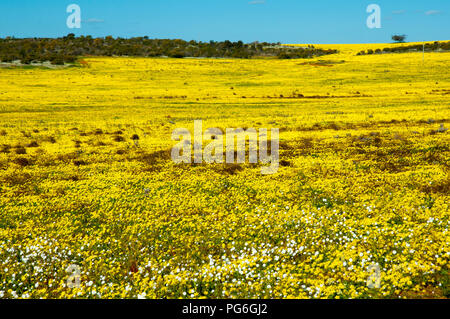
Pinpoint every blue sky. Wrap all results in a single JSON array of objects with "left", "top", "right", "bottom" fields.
[{"left": 0, "top": 0, "right": 448, "bottom": 43}]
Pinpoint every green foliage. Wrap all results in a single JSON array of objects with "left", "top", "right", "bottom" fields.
[
  {"left": 0, "top": 35, "right": 338, "bottom": 63},
  {"left": 357, "top": 41, "right": 450, "bottom": 56},
  {"left": 392, "top": 35, "right": 407, "bottom": 43}
]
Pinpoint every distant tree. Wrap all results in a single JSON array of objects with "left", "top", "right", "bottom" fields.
[
  {"left": 50, "top": 55, "right": 65, "bottom": 65},
  {"left": 64, "top": 55, "right": 77, "bottom": 63},
  {"left": 277, "top": 52, "right": 291, "bottom": 59},
  {"left": 168, "top": 49, "right": 184, "bottom": 58},
  {"left": 392, "top": 35, "right": 407, "bottom": 43},
  {"left": 21, "top": 56, "right": 33, "bottom": 64},
  {"left": 223, "top": 40, "right": 233, "bottom": 49}
]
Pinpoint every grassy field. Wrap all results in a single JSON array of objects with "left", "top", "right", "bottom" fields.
[{"left": 0, "top": 43, "right": 449, "bottom": 299}]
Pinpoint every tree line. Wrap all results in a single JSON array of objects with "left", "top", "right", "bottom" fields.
[
  {"left": 357, "top": 41, "right": 450, "bottom": 56},
  {"left": 0, "top": 34, "right": 338, "bottom": 65}
]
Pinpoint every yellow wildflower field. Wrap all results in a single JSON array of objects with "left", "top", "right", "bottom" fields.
[{"left": 0, "top": 43, "right": 449, "bottom": 299}]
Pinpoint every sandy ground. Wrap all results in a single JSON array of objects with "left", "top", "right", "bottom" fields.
[{"left": 0, "top": 60, "right": 70, "bottom": 69}]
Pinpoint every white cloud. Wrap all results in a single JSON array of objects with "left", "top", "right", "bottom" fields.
[
  {"left": 392, "top": 10, "right": 406, "bottom": 15},
  {"left": 249, "top": 0, "right": 266, "bottom": 5},
  {"left": 84, "top": 18, "right": 105, "bottom": 23},
  {"left": 425, "top": 10, "right": 441, "bottom": 15}
]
